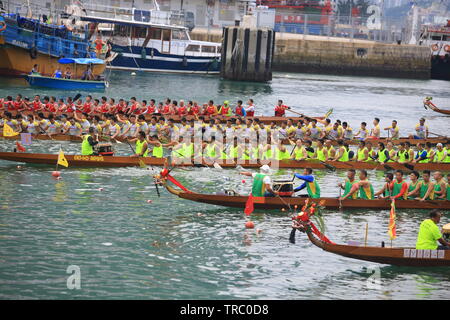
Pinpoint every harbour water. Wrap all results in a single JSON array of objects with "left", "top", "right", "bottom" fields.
[{"left": 0, "top": 71, "right": 449, "bottom": 299}]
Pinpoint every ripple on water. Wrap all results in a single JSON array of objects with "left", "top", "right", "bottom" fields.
[{"left": 0, "top": 72, "right": 449, "bottom": 299}]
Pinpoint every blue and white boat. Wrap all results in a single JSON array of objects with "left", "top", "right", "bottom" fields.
[
  {"left": 65, "top": 2, "right": 221, "bottom": 74},
  {"left": 26, "top": 58, "right": 107, "bottom": 90}
]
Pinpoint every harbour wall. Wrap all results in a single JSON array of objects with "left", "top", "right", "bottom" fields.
[{"left": 190, "top": 28, "right": 431, "bottom": 79}]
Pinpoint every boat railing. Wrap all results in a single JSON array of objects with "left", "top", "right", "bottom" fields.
[
  {"left": 1, "top": 17, "right": 94, "bottom": 59},
  {"left": 80, "top": 2, "right": 185, "bottom": 28}
]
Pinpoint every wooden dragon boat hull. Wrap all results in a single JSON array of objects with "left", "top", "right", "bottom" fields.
[
  {"left": 163, "top": 185, "right": 450, "bottom": 210},
  {"left": 305, "top": 231, "right": 450, "bottom": 267},
  {"left": 15, "top": 111, "right": 324, "bottom": 125},
  {"left": 0, "top": 151, "right": 166, "bottom": 167},
  {"left": 1, "top": 132, "right": 447, "bottom": 146},
  {"left": 0, "top": 152, "right": 449, "bottom": 171},
  {"left": 425, "top": 102, "right": 450, "bottom": 115}
]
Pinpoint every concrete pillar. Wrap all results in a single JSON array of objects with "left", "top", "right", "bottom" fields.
[{"left": 220, "top": 26, "right": 275, "bottom": 82}]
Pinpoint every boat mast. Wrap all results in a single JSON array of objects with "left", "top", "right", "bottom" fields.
[{"left": 409, "top": 2, "right": 418, "bottom": 45}]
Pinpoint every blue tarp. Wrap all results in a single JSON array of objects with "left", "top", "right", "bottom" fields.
[{"left": 58, "top": 58, "right": 105, "bottom": 65}]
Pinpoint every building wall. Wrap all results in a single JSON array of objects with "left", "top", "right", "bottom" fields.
[{"left": 190, "top": 28, "right": 431, "bottom": 79}]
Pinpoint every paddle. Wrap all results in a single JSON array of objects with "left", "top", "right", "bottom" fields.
[
  {"left": 321, "top": 160, "right": 336, "bottom": 171},
  {"left": 289, "top": 228, "right": 297, "bottom": 244},
  {"left": 287, "top": 109, "right": 305, "bottom": 117},
  {"left": 338, "top": 186, "right": 343, "bottom": 211},
  {"left": 126, "top": 139, "right": 146, "bottom": 168},
  {"left": 289, "top": 144, "right": 297, "bottom": 157},
  {"left": 72, "top": 93, "right": 82, "bottom": 102},
  {"left": 401, "top": 163, "right": 415, "bottom": 171},
  {"left": 429, "top": 131, "right": 448, "bottom": 139}
]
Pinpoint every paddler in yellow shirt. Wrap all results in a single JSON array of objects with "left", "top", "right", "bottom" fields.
[{"left": 416, "top": 210, "right": 450, "bottom": 250}]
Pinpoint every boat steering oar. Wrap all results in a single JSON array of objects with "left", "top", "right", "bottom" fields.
[
  {"left": 429, "top": 131, "right": 448, "bottom": 139},
  {"left": 289, "top": 226, "right": 297, "bottom": 244}
]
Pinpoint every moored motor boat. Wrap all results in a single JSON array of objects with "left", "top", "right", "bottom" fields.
[{"left": 26, "top": 58, "right": 108, "bottom": 90}]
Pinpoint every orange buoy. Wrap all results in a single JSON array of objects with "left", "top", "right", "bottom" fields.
[
  {"left": 51, "top": 171, "right": 61, "bottom": 177},
  {"left": 245, "top": 221, "right": 255, "bottom": 229}
]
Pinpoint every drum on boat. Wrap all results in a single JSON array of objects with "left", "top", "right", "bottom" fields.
[
  {"left": 443, "top": 223, "right": 450, "bottom": 241},
  {"left": 95, "top": 143, "right": 114, "bottom": 156},
  {"left": 272, "top": 179, "right": 294, "bottom": 197}
]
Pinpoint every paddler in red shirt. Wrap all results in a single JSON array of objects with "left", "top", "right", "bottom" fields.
[
  {"left": 32, "top": 95, "right": 43, "bottom": 112},
  {"left": 234, "top": 100, "right": 246, "bottom": 117},
  {"left": 245, "top": 99, "right": 255, "bottom": 117},
  {"left": 91, "top": 99, "right": 101, "bottom": 113},
  {"left": 135, "top": 100, "right": 146, "bottom": 115},
  {"left": 99, "top": 96, "right": 110, "bottom": 114},
  {"left": 43, "top": 96, "right": 55, "bottom": 113},
  {"left": 115, "top": 99, "right": 126, "bottom": 114},
  {"left": 188, "top": 101, "right": 200, "bottom": 116},
  {"left": 82, "top": 95, "right": 93, "bottom": 114},
  {"left": 161, "top": 98, "right": 172, "bottom": 115},
  {"left": 4, "top": 96, "right": 15, "bottom": 112},
  {"left": 56, "top": 98, "right": 67, "bottom": 113},
  {"left": 146, "top": 99, "right": 156, "bottom": 114},
  {"left": 66, "top": 97, "right": 75, "bottom": 113},
  {"left": 127, "top": 97, "right": 140, "bottom": 114},
  {"left": 275, "top": 99, "right": 290, "bottom": 117},
  {"left": 107, "top": 98, "right": 116, "bottom": 114},
  {"left": 169, "top": 100, "right": 178, "bottom": 115},
  {"left": 219, "top": 100, "right": 232, "bottom": 116},
  {"left": 177, "top": 100, "right": 188, "bottom": 116},
  {"left": 13, "top": 94, "right": 24, "bottom": 112},
  {"left": 205, "top": 100, "right": 218, "bottom": 116}
]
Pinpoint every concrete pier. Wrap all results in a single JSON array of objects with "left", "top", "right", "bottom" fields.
[
  {"left": 192, "top": 28, "right": 431, "bottom": 79},
  {"left": 220, "top": 26, "right": 275, "bottom": 82}
]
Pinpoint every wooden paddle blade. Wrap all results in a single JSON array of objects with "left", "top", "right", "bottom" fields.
[
  {"left": 321, "top": 161, "right": 336, "bottom": 171},
  {"left": 72, "top": 93, "right": 82, "bottom": 101},
  {"left": 155, "top": 181, "right": 161, "bottom": 197},
  {"left": 138, "top": 158, "right": 146, "bottom": 168},
  {"left": 213, "top": 162, "right": 222, "bottom": 169},
  {"left": 324, "top": 108, "right": 333, "bottom": 118},
  {"left": 289, "top": 228, "right": 296, "bottom": 244}
]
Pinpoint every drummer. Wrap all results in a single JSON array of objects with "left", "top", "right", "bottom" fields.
[
  {"left": 416, "top": 210, "right": 450, "bottom": 250},
  {"left": 81, "top": 127, "right": 99, "bottom": 156}
]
